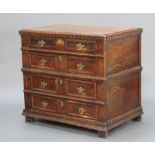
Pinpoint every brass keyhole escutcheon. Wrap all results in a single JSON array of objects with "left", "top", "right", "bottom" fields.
[
  {"left": 59, "top": 79, "right": 63, "bottom": 85},
  {"left": 56, "top": 39, "right": 64, "bottom": 47},
  {"left": 58, "top": 55, "right": 62, "bottom": 61},
  {"left": 38, "top": 40, "right": 46, "bottom": 47},
  {"left": 60, "top": 100, "right": 64, "bottom": 108}
]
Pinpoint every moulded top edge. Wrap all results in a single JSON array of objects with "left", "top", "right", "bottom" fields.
[{"left": 19, "top": 24, "right": 143, "bottom": 40}]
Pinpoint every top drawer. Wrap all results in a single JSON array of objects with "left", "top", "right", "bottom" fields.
[{"left": 22, "top": 36, "right": 103, "bottom": 55}]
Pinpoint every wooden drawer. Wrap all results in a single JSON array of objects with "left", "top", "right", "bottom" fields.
[
  {"left": 67, "top": 56, "right": 96, "bottom": 75},
  {"left": 32, "top": 94, "right": 97, "bottom": 120},
  {"left": 31, "top": 75, "right": 56, "bottom": 93},
  {"left": 29, "top": 37, "right": 97, "bottom": 54},
  {"left": 29, "top": 52, "right": 104, "bottom": 76},
  {"left": 31, "top": 52, "right": 56, "bottom": 70},
  {"left": 66, "top": 39, "right": 96, "bottom": 53},
  {"left": 32, "top": 95, "right": 65, "bottom": 113},
  {"left": 66, "top": 79, "right": 96, "bottom": 100},
  {"left": 29, "top": 38, "right": 97, "bottom": 53},
  {"left": 67, "top": 100, "right": 97, "bottom": 120},
  {"left": 24, "top": 73, "right": 104, "bottom": 102}
]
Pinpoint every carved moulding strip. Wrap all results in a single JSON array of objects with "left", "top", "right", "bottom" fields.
[
  {"left": 19, "top": 29, "right": 143, "bottom": 41},
  {"left": 103, "top": 29, "right": 143, "bottom": 41},
  {"left": 22, "top": 109, "right": 106, "bottom": 131}
]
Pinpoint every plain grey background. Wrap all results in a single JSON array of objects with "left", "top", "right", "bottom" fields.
[{"left": 0, "top": 14, "right": 154, "bottom": 141}]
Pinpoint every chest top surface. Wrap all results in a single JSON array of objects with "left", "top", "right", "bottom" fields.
[{"left": 19, "top": 24, "right": 142, "bottom": 39}]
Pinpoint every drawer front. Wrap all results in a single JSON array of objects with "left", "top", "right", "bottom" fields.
[
  {"left": 66, "top": 39, "right": 96, "bottom": 53},
  {"left": 67, "top": 101, "right": 97, "bottom": 120},
  {"left": 67, "top": 56, "right": 96, "bottom": 75},
  {"left": 31, "top": 52, "right": 56, "bottom": 70},
  {"left": 31, "top": 75, "right": 56, "bottom": 93},
  {"left": 32, "top": 95, "right": 60, "bottom": 113},
  {"left": 66, "top": 79, "right": 96, "bottom": 100}
]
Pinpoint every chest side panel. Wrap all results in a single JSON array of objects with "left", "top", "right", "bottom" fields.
[
  {"left": 106, "top": 71, "right": 141, "bottom": 119},
  {"left": 105, "top": 36, "right": 140, "bottom": 76}
]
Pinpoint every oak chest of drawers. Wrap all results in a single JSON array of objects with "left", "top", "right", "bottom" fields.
[{"left": 19, "top": 24, "right": 143, "bottom": 138}]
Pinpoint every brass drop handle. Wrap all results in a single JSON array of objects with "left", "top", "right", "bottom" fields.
[
  {"left": 76, "top": 42, "right": 85, "bottom": 50},
  {"left": 41, "top": 101, "right": 48, "bottom": 108},
  {"left": 40, "top": 81, "right": 48, "bottom": 89},
  {"left": 77, "top": 86, "right": 85, "bottom": 94},
  {"left": 40, "top": 58, "right": 48, "bottom": 65},
  {"left": 79, "top": 107, "right": 86, "bottom": 115},
  {"left": 77, "top": 63, "right": 85, "bottom": 71},
  {"left": 60, "top": 100, "right": 64, "bottom": 108},
  {"left": 38, "top": 40, "right": 46, "bottom": 47}
]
